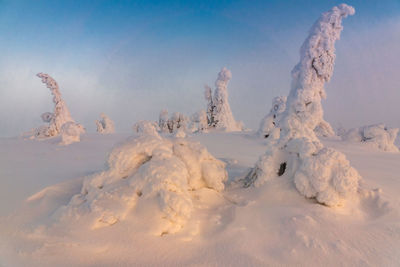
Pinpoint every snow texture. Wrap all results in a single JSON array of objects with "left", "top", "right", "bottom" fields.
[
  {"left": 96, "top": 113, "right": 115, "bottom": 134},
  {"left": 205, "top": 68, "right": 243, "bottom": 132},
  {"left": 245, "top": 4, "right": 360, "bottom": 206},
  {"left": 33, "top": 73, "right": 76, "bottom": 138},
  {"left": 341, "top": 124, "right": 399, "bottom": 152},
  {"left": 58, "top": 133, "right": 227, "bottom": 235}
]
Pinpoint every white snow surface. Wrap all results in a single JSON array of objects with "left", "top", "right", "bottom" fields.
[
  {"left": 246, "top": 4, "right": 360, "bottom": 206},
  {"left": 95, "top": 113, "right": 115, "bottom": 134},
  {"left": 1, "top": 132, "right": 400, "bottom": 266},
  {"left": 341, "top": 123, "right": 399, "bottom": 152}
]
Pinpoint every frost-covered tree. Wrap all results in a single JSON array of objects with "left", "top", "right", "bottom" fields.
[
  {"left": 158, "top": 109, "right": 170, "bottom": 133},
  {"left": 96, "top": 113, "right": 115, "bottom": 134},
  {"left": 341, "top": 124, "right": 399, "bottom": 152},
  {"left": 205, "top": 68, "right": 242, "bottom": 131},
  {"left": 60, "top": 122, "right": 85, "bottom": 145},
  {"left": 33, "top": 73, "right": 85, "bottom": 143},
  {"left": 34, "top": 73, "right": 74, "bottom": 137},
  {"left": 133, "top": 120, "right": 160, "bottom": 136},
  {"left": 258, "top": 96, "right": 335, "bottom": 138},
  {"left": 258, "top": 96, "right": 286, "bottom": 138},
  {"left": 244, "top": 4, "right": 361, "bottom": 207}
]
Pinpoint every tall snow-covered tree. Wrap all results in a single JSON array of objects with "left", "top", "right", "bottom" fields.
[
  {"left": 205, "top": 68, "right": 242, "bottom": 132},
  {"left": 244, "top": 4, "right": 360, "bottom": 207}
]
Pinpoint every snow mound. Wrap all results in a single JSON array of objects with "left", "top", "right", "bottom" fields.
[
  {"left": 96, "top": 113, "right": 115, "bottom": 134},
  {"left": 341, "top": 124, "right": 399, "bottom": 152},
  {"left": 58, "top": 133, "right": 227, "bottom": 235},
  {"left": 244, "top": 4, "right": 360, "bottom": 206}
]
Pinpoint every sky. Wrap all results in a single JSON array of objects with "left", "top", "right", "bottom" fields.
[{"left": 1, "top": 0, "right": 400, "bottom": 137}]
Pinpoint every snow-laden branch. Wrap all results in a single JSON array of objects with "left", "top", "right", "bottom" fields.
[{"left": 244, "top": 4, "right": 360, "bottom": 206}]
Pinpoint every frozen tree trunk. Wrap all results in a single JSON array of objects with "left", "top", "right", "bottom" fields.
[
  {"left": 244, "top": 4, "right": 361, "bottom": 207},
  {"left": 96, "top": 113, "right": 115, "bottom": 134},
  {"left": 205, "top": 68, "right": 242, "bottom": 131}
]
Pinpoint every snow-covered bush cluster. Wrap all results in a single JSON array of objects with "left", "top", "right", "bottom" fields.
[
  {"left": 32, "top": 73, "right": 85, "bottom": 144},
  {"left": 59, "top": 129, "right": 227, "bottom": 235},
  {"left": 96, "top": 113, "right": 115, "bottom": 134},
  {"left": 341, "top": 124, "right": 399, "bottom": 152},
  {"left": 205, "top": 67, "right": 243, "bottom": 132},
  {"left": 258, "top": 96, "right": 335, "bottom": 139},
  {"left": 244, "top": 4, "right": 361, "bottom": 206}
]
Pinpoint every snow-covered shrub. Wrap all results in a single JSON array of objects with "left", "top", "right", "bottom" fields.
[
  {"left": 158, "top": 110, "right": 188, "bottom": 134},
  {"left": 58, "top": 132, "right": 227, "bottom": 235},
  {"left": 96, "top": 113, "right": 115, "bottom": 134},
  {"left": 258, "top": 96, "right": 334, "bottom": 139},
  {"left": 158, "top": 109, "right": 170, "bottom": 133},
  {"left": 133, "top": 120, "right": 160, "bottom": 136},
  {"left": 204, "top": 68, "right": 243, "bottom": 132},
  {"left": 244, "top": 4, "right": 361, "bottom": 207},
  {"left": 341, "top": 124, "right": 399, "bottom": 152},
  {"left": 60, "top": 121, "right": 85, "bottom": 145},
  {"left": 31, "top": 73, "right": 85, "bottom": 142}
]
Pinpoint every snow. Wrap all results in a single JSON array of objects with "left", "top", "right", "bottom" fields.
[
  {"left": 341, "top": 123, "right": 399, "bottom": 152},
  {"left": 245, "top": 4, "right": 359, "bottom": 206},
  {"left": 60, "top": 121, "right": 85, "bottom": 145},
  {"left": 1, "top": 132, "right": 400, "bottom": 266}
]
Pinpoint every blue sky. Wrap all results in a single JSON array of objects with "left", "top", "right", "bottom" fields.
[{"left": 1, "top": 0, "right": 400, "bottom": 136}]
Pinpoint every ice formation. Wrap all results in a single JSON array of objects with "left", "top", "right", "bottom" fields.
[
  {"left": 244, "top": 4, "right": 361, "bottom": 206},
  {"left": 31, "top": 73, "right": 85, "bottom": 143},
  {"left": 341, "top": 124, "right": 399, "bottom": 152},
  {"left": 96, "top": 113, "right": 115, "bottom": 134},
  {"left": 58, "top": 131, "right": 227, "bottom": 235},
  {"left": 205, "top": 68, "right": 243, "bottom": 132},
  {"left": 258, "top": 96, "right": 335, "bottom": 139}
]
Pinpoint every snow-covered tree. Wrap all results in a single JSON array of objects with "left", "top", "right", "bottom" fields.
[
  {"left": 188, "top": 110, "right": 209, "bottom": 133},
  {"left": 158, "top": 109, "right": 170, "bottom": 133},
  {"left": 244, "top": 4, "right": 361, "bottom": 207},
  {"left": 58, "top": 131, "right": 227, "bottom": 235},
  {"left": 33, "top": 73, "right": 85, "bottom": 143},
  {"left": 96, "top": 113, "right": 115, "bottom": 134},
  {"left": 258, "top": 96, "right": 335, "bottom": 138},
  {"left": 133, "top": 120, "right": 160, "bottom": 136},
  {"left": 258, "top": 96, "right": 286, "bottom": 138},
  {"left": 205, "top": 68, "right": 243, "bottom": 131},
  {"left": 341, "top": 124, "right": 399, "bottom": 152}
]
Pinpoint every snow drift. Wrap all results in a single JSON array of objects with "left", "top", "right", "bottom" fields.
[
  {"left": 341, "top": 124, "right": 399, "bottom": 152},
  {"left": 205, "top": 68, "right": 243, "bottom": 132},
  {"left": 57, "top": 129, "right": 227, "bottom": 235},
  {"left": 245, "top": 4, "right": 361, "bottom": 206},
  {"left": 31, "top": 73, "right": 85, "bottom": 144}
]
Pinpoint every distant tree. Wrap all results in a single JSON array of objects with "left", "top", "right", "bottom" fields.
[{"left": 96, "top": 113, "right": 115, "bottom": 134}]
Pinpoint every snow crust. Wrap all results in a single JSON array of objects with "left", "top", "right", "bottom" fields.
[
  {"left": 95, "top": 113, "right": 115, "bottom": 134},
  {"left": 57, "top": 132, "right": 227, "bottom": 235},
  {"left": 341, "top": 124, "right": 399, "bottom": 152},
  {"left": 245, "top": 4, "right": 360, "bottom": 206},
  {"left": 205, "top": 68, "right": 243, "bottom": 132}
]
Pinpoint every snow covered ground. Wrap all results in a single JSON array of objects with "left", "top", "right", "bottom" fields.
[{"left": 1, "top": 132, "right": 399, "bottom": 266}]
